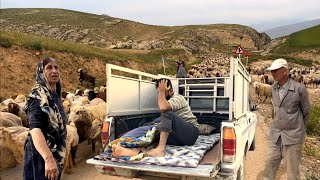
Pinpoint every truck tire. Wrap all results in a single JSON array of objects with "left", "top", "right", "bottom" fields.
[
  {"left": 249, "top": 135, "right": 256, "bottom": 151},
  {"left": 236, "top": 154, "right": 245, "bottom": 180}
]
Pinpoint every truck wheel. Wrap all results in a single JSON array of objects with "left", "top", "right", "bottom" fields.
[
  {"left": 249, "top": 135, "right": 256, "bottom": 151},
  {"left": 236, "top": 154, "right": 245, "bottom": 180}
]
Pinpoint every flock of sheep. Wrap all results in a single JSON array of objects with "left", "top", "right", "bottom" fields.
[
  {"left": 0, "top": 87, "right": 107, "bottom": 174},
  {"left": 1, "top": 55, "right": 319, "bottom": 175},
  {"left": 252, "top": 66, "right": 320, "bottom": 103},
  {"left": 186, "top": 54, "right": 319, "bottom": 104}
]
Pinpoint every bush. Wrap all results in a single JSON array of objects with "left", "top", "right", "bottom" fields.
[
  {"left": 304, "top": 144, "right": 318, "bottom": 156},
  {"left": 0, "top": 38, "right": 12, "bottom": 48},
  {"left": 307, "top": 105, "right": 320, "bottom": 136},
  {"left": 30, "top": 42, "right": 43, "bottom": 51}
]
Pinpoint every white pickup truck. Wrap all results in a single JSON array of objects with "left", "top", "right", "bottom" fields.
[{"left": 87, "top": 56, "right": 258, "bottom": 180}]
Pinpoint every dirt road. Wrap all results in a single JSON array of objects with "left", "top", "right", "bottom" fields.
[{"left": 244, "top": 112, "right": 288, "bottom": 180}]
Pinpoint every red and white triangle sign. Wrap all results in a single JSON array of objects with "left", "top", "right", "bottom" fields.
[{"left": 235, "top": 45, "right": 244, "bottom": 54}]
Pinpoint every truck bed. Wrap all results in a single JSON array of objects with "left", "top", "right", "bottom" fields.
[{"left": 86, "top": 141, "right": 221, "bottom": 178}]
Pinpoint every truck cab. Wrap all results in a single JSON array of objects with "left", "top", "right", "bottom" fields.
[{"left": 86, "top": 56, "right": 257, "bottom": 180}]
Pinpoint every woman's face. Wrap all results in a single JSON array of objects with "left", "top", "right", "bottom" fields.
[{"left": 44, "top": 61, "right": 60, "bottom": 85}]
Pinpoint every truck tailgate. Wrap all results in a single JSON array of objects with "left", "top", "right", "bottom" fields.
[
  {"left": 87, "top": 141, "right": 221, "bottom": 178},
  {"left": 87, "top": 159, "right": 220, "bottom": 177}
]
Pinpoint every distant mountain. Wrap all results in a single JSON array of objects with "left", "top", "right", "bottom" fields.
[{"left": 264, "top": 19, "right": 320, "bottom": 39}]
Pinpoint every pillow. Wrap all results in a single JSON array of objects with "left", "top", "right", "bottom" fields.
[
  {"left": 198, "top": 124, "right": 216, "bottom": 135},
  {"left": 121, "top": 126, "right": 152, "bottom": 138}
]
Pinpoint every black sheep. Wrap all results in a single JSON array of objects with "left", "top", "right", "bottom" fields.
[{"left": 78, "top": 69, "right": 96, "bottom": 86}]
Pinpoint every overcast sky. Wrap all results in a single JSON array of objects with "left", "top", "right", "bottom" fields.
[{"left": 2, "top": 0, "right": 320, "bottom": 31}]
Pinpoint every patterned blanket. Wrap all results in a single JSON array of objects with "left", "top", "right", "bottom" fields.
[{"left": 95, "top": 130, "right": 220, "bottom": 167}]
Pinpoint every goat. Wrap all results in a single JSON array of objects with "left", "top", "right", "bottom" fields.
[{"left": 78, "top": 69, "right": 95, "bottom": 86}]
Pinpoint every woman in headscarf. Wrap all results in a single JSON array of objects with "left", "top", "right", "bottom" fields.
[{"left": 23, "top": 57, "right": 67, "bottom": 180}]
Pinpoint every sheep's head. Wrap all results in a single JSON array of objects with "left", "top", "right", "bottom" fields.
[
  {"left": 8, "top": 102, "right": 20, "bottom": 116},
  {"left": 62, "top": 100, "right": 71, "bottom": 114},
  {"left": 254, "top": 83, "right": 261, "bottom": 93},
  {"left": 90, "top": 119, "right": 103, "bottom": 139},
  {"left": 15, "top": 95, "right": 27, "bottom": 103},
  {"left": 68, "top": 107, "right": 91, "bottom": 126}
]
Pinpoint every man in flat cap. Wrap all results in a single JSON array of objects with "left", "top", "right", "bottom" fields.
[{"left": 263, "top": 58, "right": 310, "bottom": 180}]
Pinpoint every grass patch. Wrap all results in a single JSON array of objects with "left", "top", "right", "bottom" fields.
[
  {"left": 304, "top": 144, "right": 319, "bottom": 157},
  {"left": 30, "top": 41, "right": 43, "bottom": 51},
  {"left": 289, "top": 25, "right": 320, "bottom": 48},
  {"left": 307, "top": 105, "right": 320, "bottom": 136},
  {"left": 0, "top": 34, "right": 13, "bottom": 48},
  {"left": 0, "top": 30, "right": 184, "bottom": 65}
]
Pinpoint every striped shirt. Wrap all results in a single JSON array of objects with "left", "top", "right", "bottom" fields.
[{"left": 168, "top": 93, "right": 199, "bottom": 128}]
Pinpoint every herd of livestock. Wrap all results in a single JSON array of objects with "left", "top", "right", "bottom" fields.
[
  {"left": 0, "top": 87, "right": 107, "bottom": 174},
  {"left": 1, "top": 55, "right": 320, "bottom": 174}
]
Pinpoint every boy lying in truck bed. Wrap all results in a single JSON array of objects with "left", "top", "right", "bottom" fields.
[{"left": 94, "top": 78, "right": 219, "bottom": 167}]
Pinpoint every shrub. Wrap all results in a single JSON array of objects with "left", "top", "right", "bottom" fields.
[
  {"left": 307, "top": 105, "right": 320, "bottom": 136},
  {"left": 304, "top": 144, "right": 318, "bottom": 157},
  {"left": 0, "top": 37, "right": 12, "bottom": 48},
  {"left": 30, "top": 42, "right": 43, "bottom": 51}
]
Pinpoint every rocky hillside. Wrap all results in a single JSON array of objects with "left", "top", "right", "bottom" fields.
[
  {"left": 0, "top": 8, "right": 271, "bottom": 53},
  {"left": 1, "top": 8, "right": 320, "bottom": 99},
  {"left": 0, "top": 45, "right": 169, "bottom": 98}
]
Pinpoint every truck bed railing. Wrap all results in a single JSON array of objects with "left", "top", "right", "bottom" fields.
[
  {"left": 177, "top": 77, "right": 230, "bottom": 114},
  {"left": 106, "top": 57, "right": 250, "bottom": 120},
  {"left": 106, "top": 64, "right": 174, "bottom": 116}
]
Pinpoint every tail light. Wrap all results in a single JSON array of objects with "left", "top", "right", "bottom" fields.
[
  {"left": 102, "top": 121, "right": 110, "bottom": 145},
  {"left": 223, "top": 127, "right": 236, "bottom": 162}
]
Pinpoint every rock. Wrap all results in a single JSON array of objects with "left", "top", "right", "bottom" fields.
[
  {"left": 96, "top": 39, "right": 106, "bottom": 47},
  {"left": 123, "top": 36, "right": 130, "bottom": 41},
  {"left": 47, "top": 27, "right": 61, "bottom": 37},
  {"left": 115, "top": 41, "right": 132, "bottom": 49},
  {"left": 108, "top": 45, "right": 117, "bottom": 49},
  {"left": 81, "top": 38, "right": 92, "bottom": 44}
]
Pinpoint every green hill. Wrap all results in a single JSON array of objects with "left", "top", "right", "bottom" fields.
[
  {"left": 271, "top": 25, "right": 320, "bottom": 54},
  {"left": 289, "top": 25, "right": 320, "bottom": 48}
]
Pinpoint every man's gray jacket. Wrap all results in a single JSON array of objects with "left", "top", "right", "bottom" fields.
[{"left": 270, "top": 79, "right": 310, "bottom": 145}]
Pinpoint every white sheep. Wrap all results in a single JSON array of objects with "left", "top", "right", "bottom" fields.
[
  {"left": 77, "top": 96, "right": 90, "bottom": 105},
  {"left": 302, "top": 76, "right": 313, "bottom": 88},
  {"left": 90, "top": 98, "right": 105, "bottom": 105},
  {"left": 0, "top": 126, "right": 29, "bottom": 165},
  {"left": 63, "top": 121, "right": 79, "bottom": 174},
  {"left": 83, "top": 102, "right": 107, "bottom": 121},
  {"left": 0, "top": 146, "right": 18, "bottom": 170},
  {"left": 66, "top": 93, "right": 76, "bottom": 101},
  {"left": 68, "top": 103, "right": 107, "bottom": 151},
  {"left": 62, "top": 99, "right": 72, "bottom": 114},
  {"left": 0, "top": 112, "right": 23, "bottom": 127},
  {"left": 253, "top": 82, "right": 272, "bottom": 103},
  {"left": 90, "top": 118, "right": 103, "bottom": 152}
]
